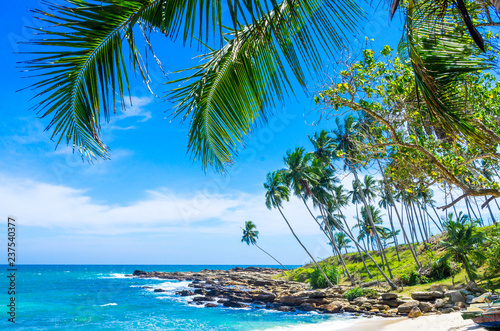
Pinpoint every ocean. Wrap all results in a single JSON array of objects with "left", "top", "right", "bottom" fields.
[{"left": 1, "top": 265, "right": 361, "bottom": 330}]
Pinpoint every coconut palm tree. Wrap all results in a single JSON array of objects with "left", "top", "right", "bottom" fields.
[
  {"left": 241, "top": 221, "right": 289, "bottom": 271},
  {"left": 439, "top": 212, "right": 487, "bottom": 281},
  {"left": 332, "top": 116, "right": 393, "bottom": 278},
  {"left": 334, "top": 232, "right": 352, "bottom": 255},
  {"left": 264, "top": 170, "right": 334, "bottom": 287}
]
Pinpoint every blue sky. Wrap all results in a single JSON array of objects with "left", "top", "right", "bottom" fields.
[{"left": 0, "top": 1, "right": 417, "bottom": 265}]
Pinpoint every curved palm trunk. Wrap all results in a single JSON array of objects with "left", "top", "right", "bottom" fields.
[
  {"left": 276, "top": 206, "right": 334, "bottom": 287},
  {"left": 486, "top": 199, "right": 497, "bottom": 224},
  {"left": 387, "top": 205, "right": 401, "bottom": 261},
  {"left": 337, "top": 204, "right": 373, "bottom": 278},
  {"left": 301, "top": 199, "right": 354, "bottom": 285},
  {"left": 411, "top": 201, "right": 429, "bottom": 248},
  {"left": 376, "top": 160, "right": 420, "bottom": 268},
  {"left": 472, "top": 196, "right": 486, "bottom": 224},
  {"left": 351, "top": 168, "right": 393, "bottom": 279},
  {"left": 339, "top": 224, "right": 398, "bottom": 290},
  {"left": 254, "top": 244, "right": 289, "bottom": 271}
]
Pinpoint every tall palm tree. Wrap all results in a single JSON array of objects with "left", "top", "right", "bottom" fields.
[
  {"left": 264, "top": 170, "right": 334, "bottom": 287},
  {"left": 439, "top": 212, "right": 487, "bottom": 281},
  {"left": 332, "top": 116, "right": 393, "bottom": 278},
  {"left": 282, "top": 148, "right": 354, "bottom": 284},
  {"left": 241, "top": 221, "right": 289, "bottom": 271}
]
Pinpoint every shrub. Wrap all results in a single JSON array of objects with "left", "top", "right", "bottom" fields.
[
  {"left": 309, "top": 265, "right": 340, "bottom": 288},
  {"left": 343, "top": 287, "right": 365, "bottom": 301},
  {"left": 398, "top": 269, "right": 430, "bottom": 286},
  {"left": 364, "top": 288, "right": 379, "bottom": 299},
  {"left": 429, "top": 257, "right": 460, "bottom": 280},
  {"left": 288, "top": 267, "right": 315, "bottom": 283}
]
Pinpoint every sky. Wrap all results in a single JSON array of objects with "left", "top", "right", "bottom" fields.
[{"left": 0, "top": 0, "right": 455, "bottom": 265}]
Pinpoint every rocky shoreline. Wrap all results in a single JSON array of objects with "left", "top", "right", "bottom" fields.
[{"left": 128, "top": 267, "right": 491, "bottom": 319}]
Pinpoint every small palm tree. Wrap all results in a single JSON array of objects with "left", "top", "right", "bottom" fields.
[
  {"left": 241, "top": 221, "right": 288, "bottom": 271},
  {"left": 334, "top": 232, "right": 352, "bottom": 255},
  {"left": 439, "top": 212, "right": 487, "bottom": 282}
]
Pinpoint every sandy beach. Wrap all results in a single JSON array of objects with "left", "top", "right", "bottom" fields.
[{"left": 348, "top": 312, "right": 486, "bottom": 331}]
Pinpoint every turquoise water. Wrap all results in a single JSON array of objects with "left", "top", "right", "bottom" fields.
[{"left": 0, "top": 265, "right": 359, "bottom": 330}]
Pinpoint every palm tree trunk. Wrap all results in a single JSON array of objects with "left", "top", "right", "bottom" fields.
[
  {"left": 376, "top": 161, "right": 420, "bottom": 268},
  {"left": 337, "top": 205, "right": 373, "bottom": 278},
  {"left": 388, "top": 204, "right": 401, "bottom": 261},
  {"left": 351, "top": 168, "right": 393, "bottom": 279},
  {"left": 411, "top": 201, "right": 429, "bottom": 248},
  {"left": 276, "top": 206, "right": 334, "bottom": 287},
  {"left": 301, "top": 198, "right": 355, "bottom": 285},
  {"left": 255, "top": 244, "right": 289, "bottom": 271},
  {"left": 472, "top": 196, "right": 485, "bottom": 224},
  {"left": 338, "top": 225, "right": 398, "bottom": 290},
  {"left": 486, "top": 200, "right": 497, "bottom": 224}
]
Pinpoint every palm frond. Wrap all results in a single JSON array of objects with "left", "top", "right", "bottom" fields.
[
  {"left": 169, "top": 0, "right": 362, "bottom": 171},
  {"left": 400, "top": 0, "right": 494, "bottom": 145}
]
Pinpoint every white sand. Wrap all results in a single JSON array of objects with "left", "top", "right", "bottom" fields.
[{"left": 347, "top": 312, "right": 487, "bottom": 331}]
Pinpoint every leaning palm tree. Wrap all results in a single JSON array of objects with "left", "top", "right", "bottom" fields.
[
  {"left": 241, "top": 221, "right": 288, "bottom": 271},
  {"left": 264, "top": 170, "right": 333, "bottom": 287}
]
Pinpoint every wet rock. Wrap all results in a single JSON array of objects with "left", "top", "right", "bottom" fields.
[
  {"left": 279, "top": 296, "right": 304, "bottom": 306},
  {"left": 408, "top": 307, "right": 422, "bottom": 318},
  {"left": 176, "top": 290, "right": 195, "bottom": 296},
  {"left": 397, "top": 300, "right": 420, "bottom": 314},
  {"left": 277, "top": 305, "right": 296, "bottom": 312},
  {"left": 193, "top": 296, "right": 215, "bottom": 302},
  {"left": 205, "top": 303, "right": 218, "bottom": 308},
  {"left": 254, "top": 293, "right": 276, "bottom": 303},
  {"left": 222, "top": 301, "right": 250, "bottom": 308},
  {"left": 297, "top": 303, "right": 316, "bottom": 311},
  {"left": 322, "top": 301, "right": 343, "bottom": 313},
  {"left": 153, "top": 289, "right": 167, "bottom": 293}
]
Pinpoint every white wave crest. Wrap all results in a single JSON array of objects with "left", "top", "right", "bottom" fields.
[{"left": 100, "top": 303, "right": 118, "bottom": 307}]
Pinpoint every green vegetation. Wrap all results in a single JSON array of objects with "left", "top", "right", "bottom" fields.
[{"left": 310, "top": 265, "right": 340, "bottom": 288}]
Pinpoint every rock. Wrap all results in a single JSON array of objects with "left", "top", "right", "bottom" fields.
[
  {"left": 352, "top": 297, "right": 369, "bottom": 305},
  {"left": 153, "top": 289, "right": 167, "bottom": 293},
  {"left": 254, "top": 293, "right": 276, "bottom": 303},
  {"left": 472, "top": 292, "right": 493, "bottom": 303},
  {"left": 408, "top": 307, "right": 422, "bottom": 318},
  {"left": 194, "top": 288, "right": 207, "bottom": 295},
  {"left": 429, "top": 284, "right": 447, "bottom": 292},
  {"left": 277, "top": 305, "right": 296, "bottom": 312},
  {"left": 308, "top": 290, "right": 328, "bottom": 298},
  {"left": 453, "top": 306, "right": 461, "bottom": 311},
  {"left": 456, "top": 302, "right": 467, "bottom": 309},
  {"left": 380, "top": 299, "right": 405, "bottom": 308},
  {"left": 418, "top": 301, "right": 435, "bottom": 312},
  {"left": 369, "top": 308, "right": 380, "bottom": 313},
  {"left": 133, "top": 270, "right": 148, "bottom": 276},
  {"left": 322, "top": 302, "right": 343, "bottom": 313},
  {"left": 176, "top": 290, "right": 195, "bottom": 296},
  {"left": 466, "top": 281, "right": 486, "bottom": 294},
  {"left": 465, "top": 295, "right": 475, "bottom": 304},
  {"left": 193, "top": 296, "right": 215, "bottom": 302},
  {"left": 445, "top": 290, "right": 466, "bottom": 304},
  {"left": 279, "top": 296, "right": 304, "bottom": 306},
  {"left": 305, "top": 298, "right": 332, "bottom": 306},
  {"left": 411, "top": 291, "right": 443, "bottom": 300},
  {"left": 441, "top": 308, "right": 454, "bottom": 314},
  {"left": 435, "top": 299, "right": 446, "bottom": 309},
  {"left": 205, "top": 303, "right": 218, "bottom": 307},
  {"left": 398, "top": 300, "right": 420, "bottom": 314},
  {"left": 205, "top": 289, "right": 221, "bottom": 297},
  {"left": 373, "top": 304, "right": 390, "bottom": 311},
  {"left": 222, "top": 301, "right": 249, "bottom": 308},
  {"left": 297, "top": 303, "right": 316, "bottom": 311},
  {"left": 360, "top": 302, "right": 373, "bottom": 311},
  {"left": 381, "top": 293, "right": 398, "bottom": 300}
]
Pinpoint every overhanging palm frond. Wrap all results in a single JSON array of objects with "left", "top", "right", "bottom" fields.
[
  {"left": 169, "top": 0, "right": 362, "bottom": 171},
  {"left": 400, "top": 0, "right": 494, "bottom": 145},
  {"left": 23, "top": 0, "right": 256, "bottom": 160}
]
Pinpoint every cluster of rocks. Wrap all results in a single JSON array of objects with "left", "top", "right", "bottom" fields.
[{"left": 129, "top": 268, "right": 489, "bottom": 319}]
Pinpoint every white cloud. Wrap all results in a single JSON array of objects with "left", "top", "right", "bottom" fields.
[
  {"left": 117, "top": 96, "right": 153, "bottom": 122},
  {"left": 0, "top": 175, "right": 326, "bottom": 237}
]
